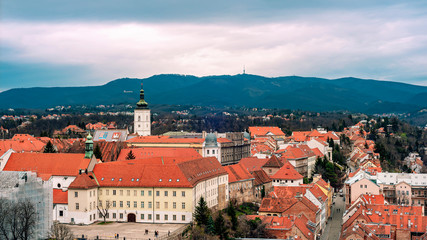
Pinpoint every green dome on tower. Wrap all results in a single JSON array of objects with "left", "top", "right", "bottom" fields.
[
  {"left": 136, "top": 82, "right": 149, "bottom": 109},
  {"left": 204, "top": 133, "right": 218, "bottom": 147}
]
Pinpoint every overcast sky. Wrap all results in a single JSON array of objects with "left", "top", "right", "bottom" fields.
[{"left": 1, "top": 0, "right": 427, "bottom": 91}]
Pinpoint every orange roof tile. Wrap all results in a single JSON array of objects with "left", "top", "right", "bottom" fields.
[
  {"left": 92, "top": 157, "right": 226, "bottom": 188},
  {"left": 53, "top": 189, "right": 68, "bottom": 204},
  {"left": 239, "top": 157, "right": 268, "bottom": 172},
  {"left": 271, "top": 162, "right": 303, "bottom": 180},
  {"left": 251, "top": 170, "right": 272, "bottom": 186},
  {"left": 126, "top": 135, "right": 204, "bottom": 144},
  {"left": 249, "top": 126, "right": 285, "bottom": 138},
  {"left": 262, "top": 155, "right": 284, "bottom": 168},
  {"left": 4, "top": 153, "right": 92, "bottom": 180},
  {"left": 224, "top": 163, "right": 254, "bottom": 183},
  {"left": 117, "top": 147, "right": 202, "bottom": 161},
  {"left": 69, "top": 172, "right": 98, "bottom": 189}
]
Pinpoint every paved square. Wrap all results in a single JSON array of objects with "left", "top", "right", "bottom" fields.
[{"left": 68, "top": 222, "right": 186, "bottom": 239}]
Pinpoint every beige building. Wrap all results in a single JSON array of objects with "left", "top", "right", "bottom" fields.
[{"left": 67, "top": 157, "right": 229, "bottom": 224}]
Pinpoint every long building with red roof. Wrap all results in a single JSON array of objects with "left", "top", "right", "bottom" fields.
[{"left": 66, "top": 157, "right": 229, "bottom": 225}]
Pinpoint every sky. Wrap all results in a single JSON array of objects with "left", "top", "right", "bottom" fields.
[{"left": 1, "top": 0, "right": 427, "bottom": 92}]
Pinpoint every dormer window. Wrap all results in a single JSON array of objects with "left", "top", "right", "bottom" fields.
[
  {"left": 101, "top": 178, "right": 104, "bottom": 181},
  {"left": 159, "top": 179, "right": 162, "bottom": 182},
  {"left": 169, "top": 179, "right": 172, "bottom": 182},
  {"left": 111, "top": 178, "right": 115, "bottom": 181},
  {"left": 177, "top": 179, "right": 180, "bottom": 182},
  {"left": 119, "top": 178, "right": 122, "bottom": 181},
  {"left": 131, "top": 178, "right": 134, "bottom": 182},
  {"left": 136, "top": 178, "right": 140, "bottom": 181}
]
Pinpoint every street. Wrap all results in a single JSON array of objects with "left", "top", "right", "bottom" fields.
[{"left": 320, "top": 194, "right": 344, "bottom": 240}]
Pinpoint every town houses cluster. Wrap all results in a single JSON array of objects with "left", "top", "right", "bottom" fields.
[{"left": 1, "top": 83, "right": 426, "bottom": 239}]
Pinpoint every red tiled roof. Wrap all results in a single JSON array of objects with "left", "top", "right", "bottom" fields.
[
  {"left": 251, "top": 170, "right": 272, "bottom": 186},
  {"left": 0, "top": 135, "right": 46, "bottom": 155},
  {"left": 311, "top": 148, "right": 323, "bottom": 158},
  {"left": 69, "top": 172, "right": 98, "bottom": 189},
  {"left": 126, "top": 135, "right": 204, "bottom": 144},
  {"left": 271, "top": 162, "right": 303, "bottom": 180},
  {"left": 249, "top": 126, "right": 285, "bottom": 138},
  {"left": 4, "top": 153, "right": 92, "bottom": 180},
  {"left": 53, "top": 189, "right": 68, "bottom": 204},
  {"left": 224, "top": 163, "right": 254, "bottom": 183},
  {"left": 308, "top": 184, "right": 327, "bottom": 202},
  {"left": 92, "top": 157, "right": 226, "bottom": 188},
  {"left": 239, "top": 157, "right": 268, "bottom": 172},
  {"left": 263, "top": 155, "right": 284, "bottom": 168},
  {"left": 280, "top": 146, "right": 307, "bottom": 160},
  {"left": 117, "top": 147, "right": 201, "bottom": 161},
  {"left": 270, "top": 186, "right": 309, "bottom": 199}
]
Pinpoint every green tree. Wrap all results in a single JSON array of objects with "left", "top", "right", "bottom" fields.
[
  {"left": 43, "top": 141, "right": 56, "bottom": 153},
  {"left": 226, "top": 202, "right": 238, "bottom": 231},
  {"left": 194, "top": 197, "right": 210, "bottom": 227},
  {"left": 125, "top": 150, "right": 136, "bottom": 160},
  {"left": 214, "top": 213, "right": 228, "bottom": 240},
  {"left": 206, "top": 215, "right": 215, "bottom": 235},
  {"left": 261, "top": 185, "right": 266, "bottom": 198},
  {"left": 93, "top": 144, "right": 102, "bottom": 160}
]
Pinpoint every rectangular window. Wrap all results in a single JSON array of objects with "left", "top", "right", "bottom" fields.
[
  {"left": 99, "top": 189, "right": 102, "bottom": 195},
  {"left": 134, "top": 190, "right": 137, "bottom": 196},
  {"left": 113, "top": 190, "right": 116, "bottom": 195},
  {"left": 156, "top": 202, "right": 160, "bottom": 209},
  {"left": 365, "top": 185, "right": 367, "bottom": 188},
  {"left": 127, "top": 201, "right": 130, "bottom": 208},
  {"left": 113, "top": 213, "right": 116, "bottom": 218},
  {"left": 120, "top": 201, "right": 123, "bottom": 208},
  {"left": 173, "top": 202, "right": 176, "bottom": 209},
  {"left": 148, "top": 202, "right": 152, "bottom": 208},
  {"left": 106, "top": 190, "right": 109, "bottom": 195},
  {"left": 182, "top": 215, "right": 186, "bottom": 221},
  {"left": 164, "top": 202, "right": 168, "bottom": 209},
  {"left": 156, "top": 214, "right": 160, "bottom": 220},
  {"left": 76, "top": 203, "right": 79, "bottom": 210},
  {"left": 148, "top": 190, "right": 152, "bottom": 196},
  {"left": 99, "top": 200, "right": 102, "bottom": 207},
  {"left": 113, "top": 201, "right": 116, "bottom": 207},
  {"left": 165, "top": 214, "right": 168, "bottom": 221},
  {"left": 141, "top": 214, "right": 144, "bottom": 220},
  {"left": 90, "top": 191, "right": 92, "bottom": 197},
  {"left": 59, "top": 210, "right": 64, "bottom": 217},
  {"left": 182, "top": 202, "right": 185, "bottom": 209},
  {"left": 75, "top": 191, "right": 78, "bottom": 197},
  {"left": 156, "top": 191, "right": 160, "bottom": 196},
  {"left": 182, "top": 191, "right": 185, "bottom": 197},
  {"left": 141, "top": 190, "right": 144, "bottom": 196},
  {"left": 173, "top": 215, "right": 176, "bottom": 221},
  {"left": 148, "top": 214, "right": 152, "bottom": 220},
  {"left": 127, "top": 190, "right": 130, "bottom": 196},
  {"left": 120, "top": 213, "right": 123, "bottom": 219},
  {"left": 173, "top": 191, "right": 176, "bottom": 197},
  {"left": 134, "top": 201, "right": 137, "bottom": 208},
  {"left": 120, "top": 190, "right": 123, "bottom": 196},
  {"left": 165, "top": 191, "right": 168, "bottom": 197},
  {"left": 141, "top": 201, "right": 145, "bottom": 208}
]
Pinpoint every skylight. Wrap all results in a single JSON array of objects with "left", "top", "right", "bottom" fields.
[
  {"left": 159, "top": 179, "right": 162, "bottom": 182},
  {"left": 101, "top": 178, "right": 104, "bottom": 181},
  {"left": 111, "top": 178, "right": 114, "bottom": 181},
  {"left": 169, "top": 179, "right": 172, "bottom": 182},
  {"left": 119, "top": 178, "right": 122, "bottom": 181},
  {"left": 177, "top": 179, "right": 180, "bottom": 182},
  {"left": 131, "top": 178, "right": 134, "bottom": 181},
  {"left": 136, "top": 178, "right": 140, "bottom": 181}
]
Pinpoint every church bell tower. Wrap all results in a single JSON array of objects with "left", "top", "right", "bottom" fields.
[{"left": 134, "top": 82, "right": 151, "bottom": 136}]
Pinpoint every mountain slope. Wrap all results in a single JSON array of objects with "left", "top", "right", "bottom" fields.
[{"left": 1, "top": 74, "right": 426, "bottom": 113}]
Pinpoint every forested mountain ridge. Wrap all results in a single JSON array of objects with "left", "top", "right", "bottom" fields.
[{"left": 1, "top": 74, "right": 427, "bottom": 113}]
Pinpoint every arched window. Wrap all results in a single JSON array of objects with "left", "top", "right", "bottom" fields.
[{"left": 138, "top": 116, "right": 141, "bottom": 121}]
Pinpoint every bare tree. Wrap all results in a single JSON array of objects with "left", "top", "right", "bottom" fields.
[
  {"left": 0, "top": 198, "right": 37, "bottom": 240},
  {"left": 49, "top": 222, "right": 74, "bottom": 240},
  {"left": 97, "top": 200, "right": 111, "bottom": 222}
]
